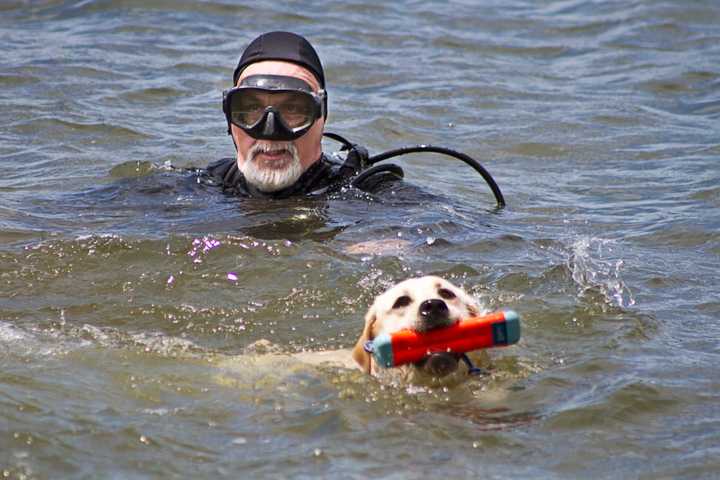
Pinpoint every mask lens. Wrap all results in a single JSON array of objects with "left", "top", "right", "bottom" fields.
[
  {"left": 228, "top": 88, "right": 315, "bottom": 130},
  {"left": 229, "top": 88, "right": 266, "bottom": 127},
  {"left": 276, "top": 96, "right": 314, "bottom": 129}
]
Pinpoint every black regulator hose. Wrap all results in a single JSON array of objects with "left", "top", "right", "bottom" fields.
[
  {"left": 351, "top": 164, "right": 405, "bottom": 187},
  {"left": 323, "top": 131, "right": 354, "bottom": 150},
  {"left": 368, "top": 145, "right": 505, "bottom": 207},
  {"left": 323, "top": 132, "right": 505, "bottom": 208}
]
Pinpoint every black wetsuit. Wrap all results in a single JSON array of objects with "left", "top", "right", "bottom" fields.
[{"left": 199, "top": 154, "right": 398, "bottom": 198}]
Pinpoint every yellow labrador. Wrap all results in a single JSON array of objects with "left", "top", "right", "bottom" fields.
[
  {"left": 226, "top": 276, "right": 486, "bottom": 386},
  {"left": 352, "top": 275, "right": 484, "bottom": 385}
]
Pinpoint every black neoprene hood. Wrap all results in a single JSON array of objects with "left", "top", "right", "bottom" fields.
[{"left": 233, "top": 31, "right": 325, "bottom": 88}]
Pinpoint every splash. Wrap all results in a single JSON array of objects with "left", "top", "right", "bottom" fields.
[
  {"left": 0, "top": 321, "right": 90, "bottom": 357},
  {"left": 166, "top": 236, "right": 232, "bottom": 286},
  {"left": 187, "top": 236, "right": 222, "bottom": 263},
  {"left": 567, "top": 236, "right": 636, "bottom": 308}
]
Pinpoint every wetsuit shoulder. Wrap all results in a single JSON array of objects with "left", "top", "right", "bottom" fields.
[
  {"left": 354, "top": 171, "right": 403, "bottom": 194},
  {"left": 205, "top": 158, "right": 238, "bottom": 184},
  {"left": 199, "top": 157, "right": 251, "bottom": 195}
]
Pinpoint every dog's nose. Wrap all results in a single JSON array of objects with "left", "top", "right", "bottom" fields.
[
  {"left": 418, "top": 299, "right": 449, "bottom": 330},
  {"left": 419, "top": 299, "right": 448, "bottom": 318}
]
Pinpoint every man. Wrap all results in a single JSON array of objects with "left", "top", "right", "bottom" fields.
[{"left": 205, "top": 31, "right": 372, "bottom": 198}]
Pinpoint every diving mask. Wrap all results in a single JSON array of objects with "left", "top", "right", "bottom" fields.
[{"left": 223, "top": 74, "right": 326, "bottom": 141}]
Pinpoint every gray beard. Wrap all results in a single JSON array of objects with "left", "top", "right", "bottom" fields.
[{"left": 239, "top": 142, "right": 303, "bottom": 192}]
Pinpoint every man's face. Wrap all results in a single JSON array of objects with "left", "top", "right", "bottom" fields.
[{"left": 232, "top": 61, "right": 325, "bottom": 192}]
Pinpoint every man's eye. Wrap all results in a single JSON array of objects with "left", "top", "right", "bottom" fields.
[
  {"left": 392, "top": 296, "right": 412, "bottom": 309},
  {"left": 282, "top": 102, "right": 307, "bottom": 115},
  {"left": 241, "top": 102, "right": 262, "bottom": 112},
  {"left": 438, "top": 288, "right": 456, "bottom": 300}
]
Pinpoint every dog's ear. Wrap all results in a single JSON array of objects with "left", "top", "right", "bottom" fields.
[{"left": 352, "top": 308, "right": 376, "bottom": 374}]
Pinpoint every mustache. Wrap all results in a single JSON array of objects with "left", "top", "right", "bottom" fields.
[{"left": 247, "top": 141, "right": 297, "bottom": 161}]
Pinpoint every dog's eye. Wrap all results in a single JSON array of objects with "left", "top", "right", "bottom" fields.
[
  {"left": 392, "top": 295, "right": 412, "bottom": 309},
  {"left": 438, "top": 288, "right": 456, "bottom": 300}
]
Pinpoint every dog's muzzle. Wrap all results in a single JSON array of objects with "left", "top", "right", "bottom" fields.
[
  {"left": 414, "top": 352, "right": 460, "bottom": 377},
  {"left": 413, "top": 299, "right": 463, "bottom": 376}
]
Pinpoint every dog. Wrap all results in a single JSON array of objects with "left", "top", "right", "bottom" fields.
[
  {"left": 220, "top": 276, "right": 487, "bottom": 387},
  {"left": 351, "top": 275, "right": 485, "bottom": 385}
]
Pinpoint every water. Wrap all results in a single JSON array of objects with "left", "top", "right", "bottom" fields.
[{"left": 2, "top": 0, "right": 719, "bottom": 478}]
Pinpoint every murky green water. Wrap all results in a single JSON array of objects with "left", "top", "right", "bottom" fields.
[{"left": 2, "top": 1, "right": 719, "bottom": 478}]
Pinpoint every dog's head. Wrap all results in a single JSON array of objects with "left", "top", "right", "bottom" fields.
[{"left": 352, "top": 276, "right": 481, "bottom": 380}]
